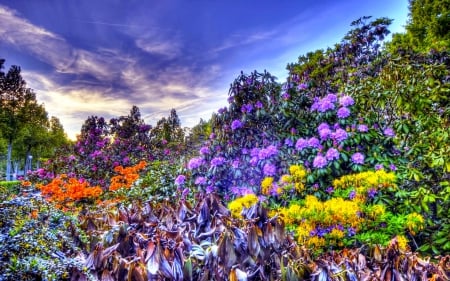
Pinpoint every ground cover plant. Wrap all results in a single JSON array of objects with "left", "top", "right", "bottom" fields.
[{"left": 1, "top": 3, "right": 450, "bottom": 280}]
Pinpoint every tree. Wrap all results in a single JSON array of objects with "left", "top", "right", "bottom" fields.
[
  {"left": 390, "top": 0, "right": 450, "bottom": 52},
  {"left": 0, "top": 63, "right": 34, "bottom": 180}
]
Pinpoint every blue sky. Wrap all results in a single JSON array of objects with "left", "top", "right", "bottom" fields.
[{"left": 0, "top": 0, "right": 409, "bottom": 139}]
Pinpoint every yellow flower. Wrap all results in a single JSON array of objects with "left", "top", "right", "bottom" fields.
[
  {"left": 228, "top": 194, "right": 258, "bottom": 218},
  {"left": 328, "top": 228, "right": 345, "bottom": 239},
  {"left": 261, "top": 177, "right": 274, "bottom": 195},
  {"left": 405, "top": 212, "right": 424, "bottom": 234},
  {"left": 280, "top": 174, "right": 292, "bottom": 183},
  {"left": 396, "top": 235, "right": 409, "bottom": 251}
]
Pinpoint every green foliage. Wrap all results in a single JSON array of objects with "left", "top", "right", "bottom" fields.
[
  {"left": 0, "top": 195, "right": 88, "bottom": 280},
  {"left": 0, "top": 180, "right": 20, "bottom": 200},
  {"left": 390, "top": 0, "right": 450, "bottom": 52}
]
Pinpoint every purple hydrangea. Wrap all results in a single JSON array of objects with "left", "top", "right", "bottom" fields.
[
  {"left": 258, "top": 145, "right": 278, "bottom": 160},
  {"left": 195, "top": 176, "right": 206, "bottom": 185},
  {"left": 187, "top": 157, "right": 204, "bottom": 169},
  {"left": 357, "top": 124, "right": 369, "bottom": 132},
  {"left": 210, "top": 157, "right": 226, "bottom": 167},
  {"left": 326, "top": 93, "right": 338, "bottom": 103},
  {"left": 383, "top": 127, "right": 395, "bottom": 137},
  {"left": 199, "top": 146, "right": 210, "bottom": 155},
  {"left": 318, "top": 127, "right": 332, "bottom": 140},
  {"left": 231, "top": 119, "right": 243, "bottom": 130},
  {"left": 250, "top": 148, "right": 260, "bottom": 157},
  {"left": 295, "top": 138, "right": 308, "bottom": 151},
  {"left": 255, "top": 100, "right": 263, "bottom": 109},
  {"left": 313, "top": 155, "right": 328, "bottom": 168},
  {"left": 308, "top": 137, "right": 321, "bottom": 148},
  {"left": 337, "top": 107, "right": 351, "bottom": 119},
  {"left": 332, "top": 128, "right": 348, "bottom": 142},
  {"left": 263, "top": 163, "right": 277, "bottom": 176},
  {"left": 318, "top": 99, "right": 335, "bottom": 112},
  {"left": 339, "top": 95, "right": 354, "bottom": 107},
  {"left": 175, "top": 175, "right": 186, "bottom": 186},
  {"left": 325, "top": 148, "right": 340, "bottom": 161},
  {"left": 351, "top": 152, "right": 365, "bottom": 165}
]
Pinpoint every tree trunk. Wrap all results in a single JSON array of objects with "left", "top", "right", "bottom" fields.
[{"left": 5, "top": 142, "right": 12, "bottom": 181}]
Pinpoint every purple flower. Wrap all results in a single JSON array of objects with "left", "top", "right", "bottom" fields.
[
  {"left": 182, "top": 188, "right": 190, "bottom": 199},
  {"left": 317, "top": 123, "right": 330, "bottom": 131},
  {"left": 347, "top": 227, "right": 356, "bottom": 236},
  {"left": 337, "top": 107, "right": 351, "bottom": 118},
  {"left": 357, "top": 124, "right": 369, "bottom": 132},
  {"left": 199, "top": 146, "right": 210, "bottom": 155},
  {"left": 297, "top": 83, "right": 307, "bottom": 90},
  {"left": 367, "top": 188, "right": 377, "bottom": 199},
  {"left": 209, "top": 133, "right": 216, "bottom": 139},
  {"left": 210, "top": 157, "right": 226, "bottom": 167},
  {"left": 318, "top": 99, "right": 335, "bottom": 112},
  {"left": 325, "top": 148, "right": 340, "bottom": 161},
  {"left": 375, "top": 164, "right": 384, "bottom": 170},
  {"left": 231, "top": 119, "right": 243, "bottom": 130},
  {"left": 284, "top": 138, "right": 294, "bottom": 147},
  {"left": 175, "top": 175, "right": 186, "bottom": 186},
  {"left": 313, "top": 155, "right": 328, "bottom": 168},
  {"left": 258, "top": 145, "right": 278, "bottom": 160},
  {"left": 332, "top": 128, "right": 348, "bottom": 142},
  {"left": 282, "top": 92, "right": 290, "bottom": 100},
  {"left": 326, "top": 186, "right": 334, "bottom": 194},
  {"left": 383, "top": 127, "right": 395, "bottom": 137},
  {"left": 349, "top": 190, "right": 356, "bottom": 200},
  {"left": 290, "top": 128, "right": 297, "bottom": 134},
  {"left": 241, "top": 103, "right": 253, "bottom": 113},
  {"left": 250, "top": 148, "right": 260, "bottom": 157},
  {"left": 389, "top": 164, "right": 397, "bottom": 171},
  {"left": 218, "top": 107, "right": 227, "bottom": 114},
  {"left": 232, "top": 159, "right": 240, "bottom": 168},
  {"left": 187, "top": 157, "right": 204, "bottom": 170},
  {"left": 206, "top": 185, "right": 214, "bottom": 193},
  {"left": 295, "top": 138, "right": 308, "bottom": 151},
  {"left": 308, "top": 137, "right": 321, "bottom": 148},
  {"left": 255, "top": 100, "right": 263, "bottom": 109},
  {"left": 318, "top": 127, "right": 332, "bottom": 140},
  {"left": 195, "top": 177, "right": 206, "bottom": 185},
  {"left": 326, "top": 93, "right": 338, "bottom": 103},
  {"left": 250, "top": 156, "right": 258, "bottom": 166},
  {"left": 351, "top": 152, "right": 365, "bottom": 165},
  {"left": 263, "top": 163, "right": 277, "bottom": 176},
  {"left": 339, "top": 95, "right": 354, "bottom": 107}
]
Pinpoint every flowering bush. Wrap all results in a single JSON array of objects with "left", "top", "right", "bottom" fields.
[{"left": 37, "top": 175, "right": 102, "bottom": 208}]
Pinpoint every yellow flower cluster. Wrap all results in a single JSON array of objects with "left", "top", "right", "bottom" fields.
[
  {"left": 274, "top": 195, "right": 362, "bottom": 246},
  {"left": 332, "top": 170, "right": 396, "bottom": 201},
  {"left": 405, "top": 212, "right": 425, "bottom": 235},
  {"left": 366, "top": 204, "right": 386, "bottom": 219},
  {"left": 396, "top": 235, "right": 409, "bottom": 251},
  {"left": 261, "top": 177, "right": 274, "bottom": 195},
  {"left": 289, "top": 165, "right": 306, "bottom": 192},
  {"left": 228, "top": 194, "right": 259, "bottom": 218}
]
